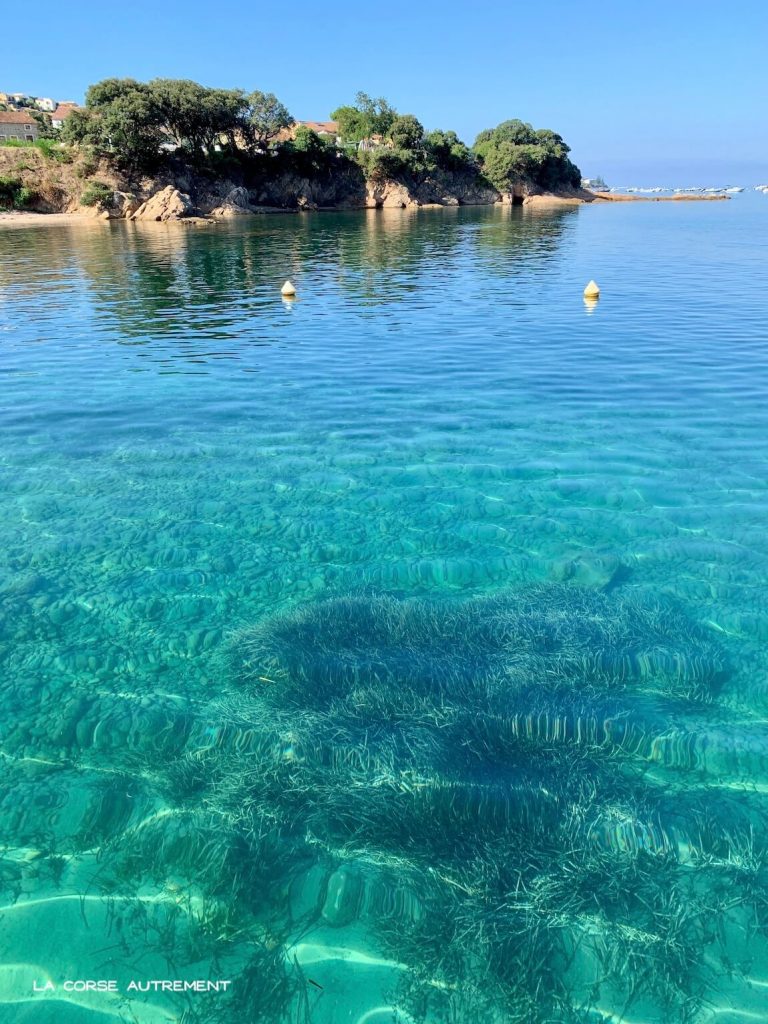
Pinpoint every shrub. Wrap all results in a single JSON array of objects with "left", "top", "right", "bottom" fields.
[
  {"left": 35, "top": 138, "right": 72, "bottom": 163},
  {"left": 80, "top": 180, "right": 114, "bottom": 208},
  {"left": 358, "top": 147, "right": 412, "bottom": 182},
  {"left": 74, "top": 154, "right": 99, "bottom": 179},
  {"left": 0, "top": 176, "right": 36, "bottom": 209}
]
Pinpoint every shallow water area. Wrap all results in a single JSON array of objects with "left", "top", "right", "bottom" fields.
[{"left": 1, "top": 198, "right": 768, "bottom": 1022}]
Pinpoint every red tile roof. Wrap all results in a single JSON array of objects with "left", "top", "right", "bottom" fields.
[
  {"left": 297, "top": 120, "right": 338, "bottom": 134},
  {"left": 0, "top": 111, "right": 38, "bottom": 124},
  {"left": 52, "top": 104, "right": 79, "bottom": 121}
]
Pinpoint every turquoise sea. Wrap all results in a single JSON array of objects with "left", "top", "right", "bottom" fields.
[{"left": 1, "top": 197, "right": 768, "bottom": 1024}]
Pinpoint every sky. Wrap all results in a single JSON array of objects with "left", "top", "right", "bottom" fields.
[{"left": 5, "top": 0, "right": 767, "bottom": 184}]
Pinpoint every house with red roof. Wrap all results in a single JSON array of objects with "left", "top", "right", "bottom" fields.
[
  {"left": 0, "top": 110, "right": 39, "bottom": 142},
  {"left": 51, "top": 104, "right": 79, "bottom": 130},
  {"left": 274, "top": 120, "right": 340, "bottom": 144}
]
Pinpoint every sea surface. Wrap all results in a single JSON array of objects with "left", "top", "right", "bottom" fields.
[{"left": 1, "top": 197, "right": 768, "bottom": 1024}]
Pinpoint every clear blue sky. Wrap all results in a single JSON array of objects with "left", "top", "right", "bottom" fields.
[{"left": 6, "top": 0, "right": 767, "bottom": 183}]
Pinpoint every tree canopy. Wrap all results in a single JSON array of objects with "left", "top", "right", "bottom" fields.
[
  {"left": 63, "top": 77, "right": 293, "bottom": 171},
  {"left": 388, "top": 114, "right": 424, "bottom": 151},
  {"left": 64, "top": 80, "right": 165, "bottom": 172},
  {"left": 330, "top": 92, "right": 397, "bottom": 143},
  {"left": 473, "top": 120, "right": 581, "bottom": 192},
  {"left": 425, "top": 130, "right": 476, "bottom": 171},
  {"left": 61, "top": 77, "right": 580, "bottom": 198},
  {"left": 246, "top": 91, "right": 293, "bottom": 150}
]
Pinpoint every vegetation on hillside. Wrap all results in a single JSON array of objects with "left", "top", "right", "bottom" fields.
[
  {"left": 0, "top": 175, "right": 35, "bottom": 210},
  {"left": 55, "top": 78, "right": 580, "bottom": 197}
]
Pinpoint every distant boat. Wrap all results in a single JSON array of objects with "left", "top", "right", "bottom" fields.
[{"left": 725, "top": 187, "right": 744, "bottom": 193}]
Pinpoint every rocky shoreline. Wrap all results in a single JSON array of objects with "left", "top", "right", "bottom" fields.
[{"left": 0, "top": 147, "right": 729, "bottom": 226}]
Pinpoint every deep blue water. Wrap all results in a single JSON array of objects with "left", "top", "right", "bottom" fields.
[{"left": 1, "top": 198, "right": 768, "bottom": 1024}]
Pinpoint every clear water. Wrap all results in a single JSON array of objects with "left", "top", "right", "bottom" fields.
[{"left": 1, "top": 200, "right": 768, "bottom": 1024}]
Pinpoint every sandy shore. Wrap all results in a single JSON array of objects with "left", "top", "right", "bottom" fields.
[{"left": 0, "top": 211, "right": 95, "bottom": 227}]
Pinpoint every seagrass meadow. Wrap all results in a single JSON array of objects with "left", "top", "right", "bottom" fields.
[{"left": 1, "top": 197, "right": 768, "bottom": 1024}]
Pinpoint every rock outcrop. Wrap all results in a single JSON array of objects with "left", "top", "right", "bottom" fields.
[
  {"left": 112, "top": 191, "right": 142, "bottom": 218},
  {"left": 208, "top": 186, "right": 254, "bottom": 218},
  {"left": 365, "top": 180, "right": 416, "bottom": 209},
  {"left": 251, "top": 168, "right": 368, "bottom": 210},
  {"left": 366, "top": 171, "right": 500, "bottom": 209},
  {"left": 130, "top": 186, "right": 193, "bottom": 222}
]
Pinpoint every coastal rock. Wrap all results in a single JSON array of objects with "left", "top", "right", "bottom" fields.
[
  {"left": 209, "top": 186, "right": 254, "bottom": 218},
  {"left": 252, "top": 169, "right": 367, "bottom": 210},
  {"left": 366, "top": 174, "right": 499, "bottom": 209},
  {"left": 131, "top": 186, "right": 193, "bottom": 222},
  {"left": 114, "top": 191, "right": 141, "bottom": 218},
  {"left": 365, "top": 180, "right": 417, "bottom": 209}
]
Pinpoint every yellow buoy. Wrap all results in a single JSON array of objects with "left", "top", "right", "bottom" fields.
[
  {"left": 281, "top": 280, "right": 296, "bottom": 297},
  {"left": 583, "top": 280, "right": 600, "bottom": 298}
]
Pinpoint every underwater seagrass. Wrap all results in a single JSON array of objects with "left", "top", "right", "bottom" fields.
[
  {"left": 5, "top": 584, "right": 764, "bottom": 1023},
  {"left": 156, "top": 585, "right": 765, "bottom": 1024}
]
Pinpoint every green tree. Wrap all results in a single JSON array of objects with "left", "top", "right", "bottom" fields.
[
  {"left": 355, "top": 92, "right": 397, "bottom": 135},
  {"left": 64, "top": 81, "right": 165, "bottom": 173},
  {"left": 331, "top": 92, "right": 397, "bottom": 143},
  {"left": 425, "top": 129, "right": 475, "bottom": 171},
  {"left": 31, "top": 110, "right": 57, "bottom": 139},
  {"left": 246, "top": 91, "right": 292, "bottom": 150},
  {"left": 291, "top": 125, "right": 328, "bottom": 155},
  {"left": 149, "top": 79, "right": 247, "bottom": 155},
  {"left": 473, "top": 120, "right": 580, "bottom": 193},
  {"left": 388, "top": 114, "right": 424, "bottom": 151},
  {"left": 484, "top": 119, "right": 538, "bottom": 146},
  {"left": 86, "top": 78, "right": 147, "bottom": 107}
]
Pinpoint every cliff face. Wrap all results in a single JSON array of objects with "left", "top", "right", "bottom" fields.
[
  {"left": 0, "top": 146, "right": 505, "bottom": 218},
  {"left": 365, "top": 169, "right": 499, "bottom": 208}
]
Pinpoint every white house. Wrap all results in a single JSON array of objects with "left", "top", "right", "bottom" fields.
[{"left": 51, "top": 103, "right": 79, "bottom": 130}]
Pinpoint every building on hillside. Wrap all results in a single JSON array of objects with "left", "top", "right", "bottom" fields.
[
  {"left": 274, "top": 120, "right": 340, "bottom": 145},
  {"left": 35, "top": 97, "right": 56, "bottom": 112},
  {"left": 51, "top": 103, "right": 79, "bottom": 130},
  {"left": 10, "top": 93, "right": 30, "bottom": 108},
  {"left": 356, "top": 134, "right": 389, "bottom": 152},
  {"left": 0, "top": 111, "right": 39, "bottom": 142},
  {"left": 298, "top": 120, "right": 339, "bottom": 140}
]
